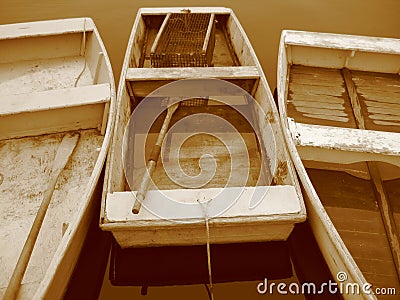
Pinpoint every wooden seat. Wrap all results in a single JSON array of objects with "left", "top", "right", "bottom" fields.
[
  {"left": 0, "top": 83, "right": 111, "bottom": 139},
  {"left": 288, "top": 118, "right": 400, "bottom": 167},
  {"left": 104, "top": 185, "right": 303, "bottom": 248},
  {"left": 125, "top": 66, "right": 260, "bottom": 97}
]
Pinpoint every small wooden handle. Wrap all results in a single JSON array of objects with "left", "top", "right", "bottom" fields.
[
  {"left": 132, "top": 160, "right": 157, "bottom": 214},
  {"left": 131, "top": 101, "right": 179, "bottom": 214}
]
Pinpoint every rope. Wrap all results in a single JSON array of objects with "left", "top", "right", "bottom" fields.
[
  {"left": 197, "top": 198, "right": 214, "bottom": 300},
  {"left": 74, "top": 18, "right": 87, "bottom": 87}
]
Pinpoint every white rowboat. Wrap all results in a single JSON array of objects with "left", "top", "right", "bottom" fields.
[
  {"left": 0, "top": 18, "right": 115, "bottom": 299},
  {"left": 100, "top": 7, "right": 306, "bottom": 249},
  {"left": 278, "top": 30, "right": 400, "bottom": 299}
]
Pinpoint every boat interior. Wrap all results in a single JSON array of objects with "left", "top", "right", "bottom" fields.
[
  {"left": 126, "top": 12, "right": 265, "bottom": 192},
  {"left": 0, "top": 18, "right": 112, "bottom": 296},
  {"left": 281, "top": 32, "right": 400, "bottom": 291}
]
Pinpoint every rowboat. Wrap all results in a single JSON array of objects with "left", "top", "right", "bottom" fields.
[
  {"left": 0, "top": 18, "right": 115, "bottom": 299},
  {"left": 278, "top": 30, "right": 400, "bottom": 298},
  {"left": 100, "top": 6, "right": 305, "bottom": 257}
]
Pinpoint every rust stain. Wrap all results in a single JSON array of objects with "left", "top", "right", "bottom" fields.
[{"left": 273, "top": 160, "right": 288, "bottom": 185}]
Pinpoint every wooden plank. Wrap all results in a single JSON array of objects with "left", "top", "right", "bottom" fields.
[
  {"left": 104, "top": 185, "right": 303, "bottom": 247},
  {"left": 294, "top": 106, "right": 347, "bottom": 117},
  {"left": 355, "top": 85, "right": 400, "bottom": 94},
  {"left": 306, "top": 168, "right": 377, "bottom": 210},
  {"left": 289, "top": 120, "right": 400, "bottom": 157},
  {"left": 369, "top": 113, "right": 400, "bottom": 121},
  {"left": 0, "top": 18, "right": 94, "bottom": 40},
  {"left": 202, "top": 13, "right": 215, "bottom": 52},
  {"left": 126, "top": 66, "right": 259, "bottom": 81},
  {"left": 342, "top": 68, "right": 366, "bottom": 128},
  {"left": 352, "top": 71, "right": 400, "bottom": 86},
  {"left": 150, "top": 13, "right": 170, "bottom": 54},
  {"left": 288, "top": 82, "right": 345, "bottom": 96},
  {"left": 291, "top": 65, "right": 341, "bottom": 75},
  {"left": 283, "top": 30, "right": 400, "bottom": 55},
  {"left": 126, "top": 66, "right": 259, "bottom": 97},
  {"left": 106, "top": 185, "right": 302, "bottom": 220},
  {"left": 2, "top": 83, "right": 110, "bottom": 116},
  {"left": 0, "top": 34, "right": 83, "bottom": 64},
  {"left": 226, "top": 13, "right": 255, "bottom": 66},
  {"left": 289, "top": 94, "right": 345, "bottom": 104},
  {"left": 138, "top": 7, "right": 232, "bottom": 15},
  {"left": 288, "top": 100, "right": 345, "bottom": 110},
  {"left": 365, "top": 100, "right": 400, "bottom": 111},
  {"left": 0, "top": 84, "right": 110, "bottom": 139},
  {"left": 303, "top": 160, "right": 371, "bottom": 180},
  {"left": 106, "top": 186, "right": 302, "bottom": 222}
]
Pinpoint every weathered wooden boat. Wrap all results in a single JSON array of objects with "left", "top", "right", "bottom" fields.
[
  {"left": 0, "top": 18, "right": 115, "bottom": 299},
  {"left": 100, "top": 7, "right": 305, "bottom": 284},
  {"left": 278, "top": 30, "right": 400, "bottom": 298}
]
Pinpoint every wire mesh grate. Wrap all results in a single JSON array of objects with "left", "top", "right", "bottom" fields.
[{"left": 151, "top": 13, "right": 215, "bottom": 68}]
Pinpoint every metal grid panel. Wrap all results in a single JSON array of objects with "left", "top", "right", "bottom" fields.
[{"left": 151, "top": 13, "right": 215, "bottom": 68}]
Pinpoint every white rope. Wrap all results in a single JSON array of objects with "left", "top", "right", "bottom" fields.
[
  {"left": 74, "top": 18, "right": 87, "bottom": 87},
  {"left": 198, "top": 198, "right": 214, "bottom": 300}
]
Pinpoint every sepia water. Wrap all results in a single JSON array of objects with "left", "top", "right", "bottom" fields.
[{"left": 1, "top": 0, "right": 399, "bottom": 299}]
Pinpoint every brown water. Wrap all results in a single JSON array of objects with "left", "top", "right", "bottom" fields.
[
  {"left": 1, "top": 1, "right": 399, "bottom": 299},
  {"left": 1, "top": 0, "right": 399, "bottom": 89}
]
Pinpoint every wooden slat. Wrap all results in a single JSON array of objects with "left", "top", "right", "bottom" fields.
[
  {"left": 0, "top": 84, "right": 110, "bottom": 140},
  {"left": 138, "top": 7, "right": 232, "bottom": 15},
  {"left": 290, "top": 94, "right": 345, "bottom": 104},
  {"left": 283, "top": 30, "right": 400, "bottom": 55},
  {"left": 342, "top": 69, "right": 366, "bottom": 128},
  {"left": 104, "top": 184, "right": 303, "bottom": 247},
  {"left": 126, "top": 66, "right": 259, "bottom": 97},
  {"left": 0, "top": 18, "right": 94, "bottom": 40},
  {"left": 288, "top": 119, "right": 400, "bottom": 157},
  {"left": 288, "top": 100, "right": 344, "bottom": 110},
  {"left": 126, "top": 66, "right": 259, "bottom": 81},
  {"left": 2, "top": 83, "right": 110, "bottom": 116},
  {"left": 106, "top": 185, "right": 301, "bottom": 223},
  {"left": 294, "top": 106, "right": 347, "bottom": 117},
  {"left": 365, "top": 100, "right": 400, "bottom": 111},
  {"left": 289, "top": 83, "right": 344, "bottom": 96}
]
